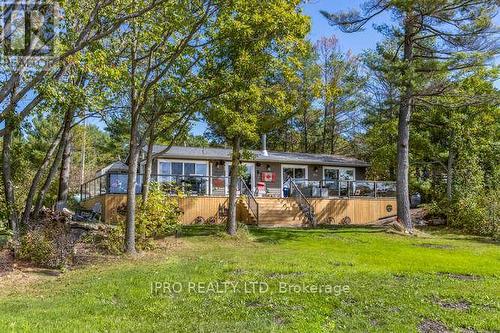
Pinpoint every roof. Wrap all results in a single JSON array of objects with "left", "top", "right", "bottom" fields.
[
  {"left": 150, "top": 145, "right": 369, "bottom": 167},
  {"left": 95, "top": 161, "right": 128, "bottom": 176}
]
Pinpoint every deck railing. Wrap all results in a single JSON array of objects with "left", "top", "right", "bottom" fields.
[
  {"left": 80, "top": 173, "right": 231, "bottom": 201},
  {"left": 284, "top": 177, "right": 317, "bottom": 226},
  {"left": 290, "top": 180, "right": 396, "bottom": 198},
  {"left": 80, "top": 172, "right": 396, "bottom": 201},
  {"left": 238, "top": 177, "right": 259, "bottom": 224}
]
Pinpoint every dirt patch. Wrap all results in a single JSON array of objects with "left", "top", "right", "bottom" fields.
[
  {"left": 273, "top": 315, "right": 287, "bottom": 326},
  {"left": 419, "top": 319, "right": 451, "bottom": 333},
  {"left": 437, "top": 272, "right": 481, "bottom": 281},
  {"left": 415, "top": 243, "right": 453, "bottom": 249},
  {"left": 434, "top": 298, "right": 471, "bottom": 310},
  {"left": 459, "top": 328, "right": 477, "bottom": 333},
  {"left": 266, "top": 271, "right": 305, "bottom": 279}
]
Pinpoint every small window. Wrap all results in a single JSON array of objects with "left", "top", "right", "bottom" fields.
[
  {"left": 172, "top": 163, "right": 183, "bottom": 175},
  {"left": 340, "top": 169, "right": 354, "bottom": 181},
  {"left": 109, "top": 174, "right": 128, "bottom": 194},
  {"left": 195, "top": 164, "right": 207, "bottom": 176},
  {"left": 324, "top": 168, "right": 339, "bottom": 181},
  {"left": 184, "top": 163, "right": 195, "bottom": 175},
  {"left": 160, "top": 162, "right": 171, "bottom": 174}
]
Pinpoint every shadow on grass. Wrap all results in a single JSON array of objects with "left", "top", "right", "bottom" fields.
[
  {"left": 419, "top": 226, "right": 499, "bottom": 245},
  {"left": 180, "top": 225, "right": 224, "bottom": 237},
  {"left": 180, "top": 225, "right": 386, "bottom": 244},
  {"left": 251, "top": 225, "right": 385, "bottom": 244}
]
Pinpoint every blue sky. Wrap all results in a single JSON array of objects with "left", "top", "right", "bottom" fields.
[{"left": 191, "top": 0, "right": 388, "bottom": 135}]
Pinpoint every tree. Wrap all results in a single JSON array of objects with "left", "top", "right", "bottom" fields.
[
  {"left": 322, "top": 0, "right": 498, "bottom": 232},
  {"left": 316, "top": 36, "right": 366, "bottom": 154},
  {"left": 108, "top": 0, "right": 218, "bottom": 254},
  {"left": 202, "top": 0, "right": 309, "bottom": 235}
]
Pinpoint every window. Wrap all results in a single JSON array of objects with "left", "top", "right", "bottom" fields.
[
  {"left": 340, "top": 169, "right": 354, "bottom": 181},
  {"left": 195, "top": 164, "right": 207, "bottom": 176},
  {"left": 159, "top": 161, "right": 208, "bottom": 177},
  {"left": 172, "top": 162, "right": 183, "bottom": 175},
  {"left": 283, "top": 166, "right": 307, "bottom": 180},
  {"left": 323, "top": 167, "right": 355, "bottom": 181},
  {"left": 109, "top": 174, "right": 128, "bottom": 194},
  {"left": 324, "top": 168, "right": 339, "bottom": 181}
]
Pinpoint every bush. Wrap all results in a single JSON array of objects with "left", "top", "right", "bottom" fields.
[
  {"left": 17, "top": 209, "right": 77, "bottom": 268},
  {"left": 0, "top": 221, "right": 12, "bottom": 248},
  {"left": 135, "top": 183, "right": 182, "bottom": 250},
  {"left": 448, "top": 189, "right": 499, "bottom": 238},
  {"left": 18, "top": 231, "right": 55, "bottom": 266},
  {"left": 85, "top": 224, "right": 125, "bottom": 255}
]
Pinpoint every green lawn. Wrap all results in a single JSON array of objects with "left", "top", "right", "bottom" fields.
[{"left": 0, "top": 226, "right": 498, "bottom": 332}]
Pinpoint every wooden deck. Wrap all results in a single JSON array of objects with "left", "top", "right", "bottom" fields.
[{"left": 82, "top": 195, "right": 397, "bottom": 227}]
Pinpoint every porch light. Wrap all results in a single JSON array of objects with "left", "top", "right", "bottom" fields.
[{"left": 266, "top": 164, "right": 271, "bottom": 171}]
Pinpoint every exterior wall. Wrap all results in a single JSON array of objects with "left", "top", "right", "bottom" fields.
[
  {"left": 88, "top": 195, "right": 395, "bottom": 227},
  {"left": 255, "top": 162, "right": 281, "bottom": 192}
]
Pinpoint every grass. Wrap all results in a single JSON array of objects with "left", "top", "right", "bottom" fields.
[{"left": 0, "top": 226, "right": 498, "bottom": 332}]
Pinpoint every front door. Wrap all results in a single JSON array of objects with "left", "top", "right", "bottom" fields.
[{"left": 224, "top": 162, "right": 255, "bottom": 195}]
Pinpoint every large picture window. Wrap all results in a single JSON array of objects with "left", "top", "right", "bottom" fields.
[
  {"left": 158, "top": 160, "right": 209, "bottom": 195},
  {"left": 159, "top": 161, "right": 208, "bottom": 177}
]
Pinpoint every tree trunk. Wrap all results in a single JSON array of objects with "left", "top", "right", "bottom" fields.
[
  {"left": 302, "top": 108, "right": 308, "bottom": 152},
  {"left": 125, "top": 25, "right": 139, "bottom": 255},
  {"left": 33, "top": 108, "right": 73, "bottom": 217},
  {"left": 125, "top": 134, "right": 139, "bottom": 254},
  {"left": 396, "top": 14, "right": 414, "bottom": 233},
  {"left": 21, "top": 127, "right": 63, "bottom": 227},
  {"left": 80, "top": 119, "right": 86, "bottom": 187},
  {"left": 227, "top": 136, "right": 241, "bottom": 236},
  {"left": 329, "top": 104, "right": 337, "bottom": 155},
  {"left": 141, "top": 136, "right": 154, "bottom": 205},
  {"left": 2, "top": 118, "right": 19, "bottom": 243},
  {"left": 57, "top": 134, "right": 72, "bottom": 208},
  {"left": 447, "top": 149, "right": 455, "bottom": 201}
]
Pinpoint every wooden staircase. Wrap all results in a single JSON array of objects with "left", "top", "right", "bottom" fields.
[{"left": 254, "top": 198, "right": 309, "bottom": 227}]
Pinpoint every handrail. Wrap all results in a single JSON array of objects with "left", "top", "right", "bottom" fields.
[
  {"left": 238, "top": 177, "right": 259, "bottom": 225},
  {"left": 284, "top": 176, "right": 317, "bottom": 227}
]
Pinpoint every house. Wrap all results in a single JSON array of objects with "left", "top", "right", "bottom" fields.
[{"left": 81, "top": 136, "right": 396, "bottom": 226}]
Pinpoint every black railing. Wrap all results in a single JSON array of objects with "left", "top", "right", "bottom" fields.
[
  {"left": 238, "top": 177, "right": 259, "bottom": 224},
  {"left": 80, "top": 173, "right": 231, "bottom": 201},
  {"left": 80, "top": 172, "right": 397, "bottom": 202},
  {"left": 291, "top": 180, "right": 396, "bottom": 198},
  {"left": 284, "top": 177, "right": 317, "bottom": 226}
]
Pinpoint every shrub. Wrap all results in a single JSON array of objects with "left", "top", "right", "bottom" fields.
[
  {"left": 0, "top": 221, "right": 12, "bottom": 248},
  {"left": 135, "top": 183, "right": 182, "bottom": 250},
  {"left": 85, "top": 224, "right": 125, "bottom": 255},
  {"left": 18, "top": 209, "right": 77, "bottom": 268},
  {"left": 18, "top": 231, "right": 54, "bottom": 266}
]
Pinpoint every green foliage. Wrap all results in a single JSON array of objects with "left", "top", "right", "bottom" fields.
[
  {"left": 135, "top": 184, "right": 182, "bottom": 250},
  {"left": 86, "top": 225, "right": 125, "bottom": 255},
  {"left": 18, "top": 231, "right": 55, "bottom": 267},
  {"left": 446, "top": 154, "right": 499, "bottom": 237}
]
